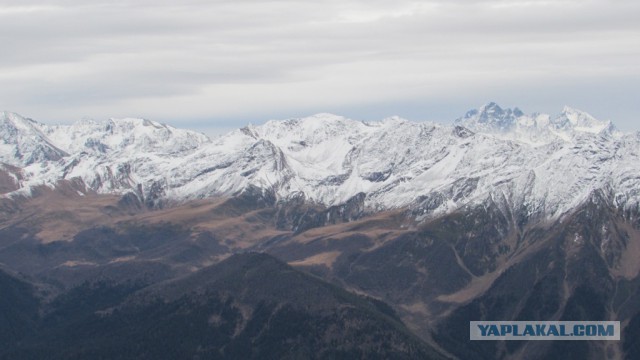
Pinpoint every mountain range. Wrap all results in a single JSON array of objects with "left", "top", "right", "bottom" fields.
[
  {"left": 1, "top": 103, "right": 639, "bottom": 359},
  {"left": 2, "top": 102, "right": 638, "bottom": 219}
]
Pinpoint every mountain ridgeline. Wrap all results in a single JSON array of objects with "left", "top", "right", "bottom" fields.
[
  {"left": 0, "top": 103, "right": 636, "bottom": 218},
  {"left": 1, "top": 104, "right": 640, "bottom": 359}
]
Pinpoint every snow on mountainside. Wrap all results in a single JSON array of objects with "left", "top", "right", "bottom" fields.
[
  {"left": 0, "top": 112, "right": 68, "bottom": 166},
  {"left": 1, "top": 104, "right": 639, "bottom": 220}
]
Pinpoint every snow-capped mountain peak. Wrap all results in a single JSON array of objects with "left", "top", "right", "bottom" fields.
[
  {"left": 255, "top": 113, "right": 369, "bottom": 146},
  {"left": 39, "top": 117, "right": 211, "bottom": 155},
  {"left": 0, "top": 111, "right": 67, "bottom": 166},
  {"left": 553, "top": 106, "right": 615, "bottom": 134},
  {"left": 456, "top": 102, "right": 525, "bottom": 132},
  {"left": 456, "top": 103, "right": 619, "bottom": 145}
]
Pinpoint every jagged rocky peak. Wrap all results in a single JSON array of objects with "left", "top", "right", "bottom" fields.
[
  {"left": 457, "top": 102, "right": 524, "bottom": 131},
  {"left": 455, "top": 103, "right": 620, "bottom": 146}
]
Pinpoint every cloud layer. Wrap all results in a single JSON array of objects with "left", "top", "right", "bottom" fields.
[{"left": 1, "top": 0, "right": 639, "bottom": 131}]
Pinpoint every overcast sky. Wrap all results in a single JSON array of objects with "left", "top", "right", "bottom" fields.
[{"left": 1, "top": 0, "right": 639, "bottom": 134}]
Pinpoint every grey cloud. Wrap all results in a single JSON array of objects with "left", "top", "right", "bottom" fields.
[{"left": 0, "top": 0, "right": 638, "bottom": 129}]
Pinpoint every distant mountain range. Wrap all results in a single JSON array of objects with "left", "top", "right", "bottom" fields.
[{"left": 1, "top": 104, "right": 639, "bottom": 359}]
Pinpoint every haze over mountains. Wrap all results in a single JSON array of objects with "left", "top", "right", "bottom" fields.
[{"left": 1, "top": 103, "right": 640, "bottom": 359}]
